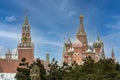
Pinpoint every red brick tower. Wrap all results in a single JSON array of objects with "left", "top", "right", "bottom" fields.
[{"left": 18, "top": 12, "right": 34, "bottom": 64}]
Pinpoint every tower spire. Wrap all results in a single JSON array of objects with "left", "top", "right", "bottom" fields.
[
  {"left": 21, "top": 9, "right": 31, "bottom": 43},
  {"left": 77, "top": 14, "right": 85, "bottom": 34},
  {"left": 63, "top": 38, "right": 66, "bottom": 52},
  {"left": 76, "top": 14, "right": 87, "bottom": 44},
  {"left": 100, "top": 43, "right": 105, "bottom": 59},
  {"left": 46, "top": 53, "right": 50, "bottom": 63},
  {"left": 111, "top": 48, "right": 115, "bottom": 62},
  {"left": 24, "top": 9, "right": 29, "bottom": 25},
  {"left": 97, "top": 34, "right": 101, "bottom": 41}
]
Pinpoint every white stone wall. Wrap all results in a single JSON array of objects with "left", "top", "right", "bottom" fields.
[{"left": 0, "top": 73, "right": 16, "bottom": 80}]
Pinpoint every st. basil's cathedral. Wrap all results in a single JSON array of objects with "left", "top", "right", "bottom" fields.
[{"left": 62, "top": 15, "right": 115, "bottom": 65}]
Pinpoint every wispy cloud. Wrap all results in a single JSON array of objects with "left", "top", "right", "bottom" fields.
[
  {"left": 5, "top": 15, "right": 16, "bottom": 22},
  {"left": 106, "top": 20, "right": 120, "bottom": 29},
  {"left": 0, "top": 22, "right": 22, "bottom": 40},
  {"left": 0, "top": 30, "right": 20, "bottom": 40},
  {"left": 33, "top": 36, "right": 63, "bottom": 48},
  {"left": 68, "top": 11, "right": 76, "bottom": 17},
  {"left": 41, "top": 41, "right": 63, "bottom": 47}
]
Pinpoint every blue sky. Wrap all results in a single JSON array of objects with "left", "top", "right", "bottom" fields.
[{"left": 0, "top": 0, "right": 120, "bottom": 62}]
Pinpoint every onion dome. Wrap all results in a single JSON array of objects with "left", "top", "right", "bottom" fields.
[
  {"left": 86, "top": 48, "right": 92, "bottom": 53},
  {"left": 73, "top": 52, "right": 79, "bottom": 55},
  {"left": 72, "top": 39, "right": 82, "bottom": 47},
  {"left": 68, "top": 48, "right": 74, "bottom": 55},
  {"left": 68, "top": 48, "right": 74, "bottom": 53},
  {"left": 93, "top": 35, "right": 103, "bottom": 48}
]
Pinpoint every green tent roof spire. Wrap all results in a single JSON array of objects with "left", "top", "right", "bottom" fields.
[{"left": 24, "top": 9, "right": 29, "bottom": 25}]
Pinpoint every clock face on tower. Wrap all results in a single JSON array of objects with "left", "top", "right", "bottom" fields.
[{"left": 22, "top": 36, "right": 27, "bottom": 42}]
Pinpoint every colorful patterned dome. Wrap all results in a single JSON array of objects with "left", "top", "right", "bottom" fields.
[{"left": 72, "top": 39, "right": 82, "bottom": 47}]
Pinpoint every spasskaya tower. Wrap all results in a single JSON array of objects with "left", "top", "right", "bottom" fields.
[{"left": 18, "top": 12, "right": 34, "bottom": 64}]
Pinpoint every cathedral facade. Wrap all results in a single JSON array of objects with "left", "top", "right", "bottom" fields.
[
  {"left": 63, "top": 15, "right": 106, "bottom": 65},
  {"left": 0, "top": 14, "right": 35, "bottom": 73}
]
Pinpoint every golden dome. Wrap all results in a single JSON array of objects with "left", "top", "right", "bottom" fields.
[{"left": 80, "top": 14, "right": 84, "bottom": 19}]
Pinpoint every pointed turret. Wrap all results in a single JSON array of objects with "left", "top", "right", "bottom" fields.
[
  {"left": 93, "top": 35, "right": 103, "bottom": 54},
  {"left": 65, "top": 37, "right": 72, "bottom": 46},
  {"left": 97, "top": 35, "right": 101, "bottom": 41},
  {"left": 24, "top": 16, "right": 29, "bottom": 25},
  {"left": 63, "top": 43, "right": 66, "bottom": 53},
  {"left": 5, "top": 48, "right": 12, "bottom": 59},
  {"left": 62, "top": 38, "right": 66, "bottom": 62},
  {"left": 20, "top": 10, "right": 32, "bottom": 44},
  {"left": 46, "top": 53, "right": 50, "bottom": 63},
  {"left": 99, "top": 44, "right": 105, "bottom": 59},
  {"left": 24, "top": 9, "right": 29, "bottom": 25},
  {"left": 76, "top": 14, "right": 87, "bottom": 44},
  {"left": 65, "top": 37, "right": 72, "bottom": 51},
  {"left": 45, "top": 52, "right": 50, "bottom": 71},
  {"left": 111, "top": 48, "right": 115, "bottom": 62},
  {"left": 63, "top": 38, "right": 66, "bottom": 54},
  {"left": 77, "top": 15, "right": 85, "bottom": 34}
]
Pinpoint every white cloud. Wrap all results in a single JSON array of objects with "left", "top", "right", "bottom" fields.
[
  {"left": 0, "top": 30, "right": 20, "bottom": 40},
  {"left": 0, "top": 22, "right": 21, "bottom": 40},
  {"left": 106, "top": 21, "right": 120, "bottom": 29},
  {"left": 68, "top": 11, "right": 76, "bottom": 17},
  {"left": 33, "top": 36, "right": 63, "bottom": 47},
  {"left": 41, "top": 41, "right": 63, "bottom": 47},
  {"left": 5, "top": 15, "right": 16, "bottom": 22}
]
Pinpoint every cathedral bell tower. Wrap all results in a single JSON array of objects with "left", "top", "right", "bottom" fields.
[
  {"left": 76, "top": 15, "right": 88, "bottom": 45},
  {"left": 18, "top": 11, "right": 34, "bottom": 64}
]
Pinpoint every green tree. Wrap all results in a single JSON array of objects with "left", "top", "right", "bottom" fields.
[
  {"left": 30, "top": 58, "right": 47, "bottom": 80},
  {"left": 48, "top": 58, "right": 74, "bottom": 80},
  {"left": 62, "top": 56, "right": 120, "bottom": 80},
  {"left": 15, "top": 58, "right": 30, "bottom": 80}
]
